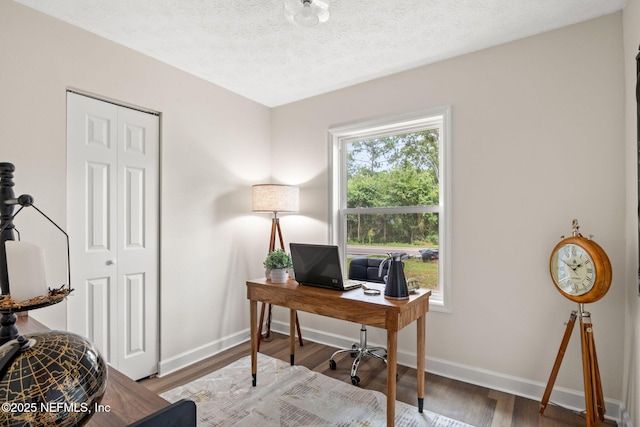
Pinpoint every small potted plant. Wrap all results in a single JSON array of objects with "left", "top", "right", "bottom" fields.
[{"left": 263, "top": 249, "right": 293, "bottom": 283}]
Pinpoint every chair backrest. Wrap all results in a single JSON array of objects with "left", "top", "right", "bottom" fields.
[
  {"left": 127, "top": 399, "right": 197, "bottom": 427},
  {"left": 348, "top": 257, "right": 388, "bottom": 284}
]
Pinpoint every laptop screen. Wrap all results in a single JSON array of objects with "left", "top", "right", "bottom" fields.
[{"left": 289, "top": 243, "right": 344, "bottom": 288}]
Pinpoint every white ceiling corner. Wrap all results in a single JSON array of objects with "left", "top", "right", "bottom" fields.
[{"left": 13, "top": 0, "right": 626, "bottom": 107}]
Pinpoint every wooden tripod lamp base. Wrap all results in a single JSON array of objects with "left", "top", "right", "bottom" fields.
[
  {"left": 269, "top": 216, "right": 284, "bottom": 255},
  {"left": 257, "top": 215, "right": 304, "bottom": 350}
]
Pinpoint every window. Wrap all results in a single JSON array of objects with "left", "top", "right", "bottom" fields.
[{"left": 329, "top": 107, "right": 451, "bottom": 311}]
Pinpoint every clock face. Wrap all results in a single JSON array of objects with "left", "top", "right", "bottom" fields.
[
  {"left": 549, "top": 232, "right": 612, "bottom": 303},
  {"left": 550, "top": 243, "right": 596, "bottom": 296}
]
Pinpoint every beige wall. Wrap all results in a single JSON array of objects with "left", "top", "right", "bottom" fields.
[
  {"left": 0, "top": 1, "right": 272, "bottom": 367},
  {"left": 623, "top": 0, "right": 640, "bottom": 424},
  {"left": 273, "top": 13, "right": 627, "bottom": 407}
]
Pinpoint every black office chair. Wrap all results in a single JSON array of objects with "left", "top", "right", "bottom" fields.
[
  {"left": 329, "top": 257, "right": 388, "bottom": 385},
  {"left": 128, "top": 399, "right": 197, "bottom": 427}
]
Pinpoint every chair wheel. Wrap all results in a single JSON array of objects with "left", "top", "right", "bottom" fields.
[
  {"left": 351, "top": 375, "right": 360, "bottom": 386},
  {"left": 329, "top": 359, "right": 336, "bottom": 370}
]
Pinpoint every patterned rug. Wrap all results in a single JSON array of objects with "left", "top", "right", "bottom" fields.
[{"left": 161, "top": 353, "right": 473, "bottom": 427}]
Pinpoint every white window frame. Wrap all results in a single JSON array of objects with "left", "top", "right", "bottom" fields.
[{"left": 328, "top": 106, "right": 452, "bottom": 312}]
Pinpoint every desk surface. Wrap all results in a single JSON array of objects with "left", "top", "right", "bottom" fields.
[
  {"left": 246, "top": 277, "right": 431, "bottom": 329},
  {"left": 16, "top": 315, "right": 169, "bottom": 427}
]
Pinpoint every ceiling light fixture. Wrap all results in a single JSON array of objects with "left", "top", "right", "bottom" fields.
[{"left": 284, "top": 0, "right": 330, "bottom": 27}]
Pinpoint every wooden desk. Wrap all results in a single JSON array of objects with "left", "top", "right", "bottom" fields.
[
  {"left": 246, "top": 278, "right": 430, "bottom": 427},
  {"left": 15, "top": 316, "right": 170, "bottom": 426}
]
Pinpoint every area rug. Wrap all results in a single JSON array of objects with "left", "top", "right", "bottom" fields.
[{"left": 161, "top": 353, "right": 473, "bottom": 427}]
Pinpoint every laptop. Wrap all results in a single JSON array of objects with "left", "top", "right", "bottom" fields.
[{"left": 289, "top": 243, "right": 364, "bottom": 291}]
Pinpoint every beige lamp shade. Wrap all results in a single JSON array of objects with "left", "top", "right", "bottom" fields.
[{"left": 252, "top": 184, "right": 299, "bottom": 213}]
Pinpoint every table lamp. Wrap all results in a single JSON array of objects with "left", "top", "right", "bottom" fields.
[
  {"left": 251, "top": 184, "right": 299, "bottom": 253},
  {"left": 251, "top": 184, "right": 302, "bottom": 347}
]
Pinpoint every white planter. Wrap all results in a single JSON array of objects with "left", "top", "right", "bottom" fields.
[{"left": 270, "top": 268, "right": 288, "bottom": 283}]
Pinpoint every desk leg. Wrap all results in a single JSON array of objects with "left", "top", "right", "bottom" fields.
[
  {"left": 250, "top": 299, "right": 258, "bottom": 386},
  {"left": 289, "top": 309, "right": 296, "bottom": 365},
  {"left": 417, "top": 314, "right": 426, "bottom": 413},
  {"left": 387, "top": 328, "right": 398, "bottom": 427}
]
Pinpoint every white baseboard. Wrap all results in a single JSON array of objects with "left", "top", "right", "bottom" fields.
[
  {"left": 157, "top": 320, "right": 624, "bottom": 425},
  {"left": 426, "top": 355, "right": 623, "bottom": 423},
  {"left": 157, "top": 329, "right": 251, "bottom": 377}
]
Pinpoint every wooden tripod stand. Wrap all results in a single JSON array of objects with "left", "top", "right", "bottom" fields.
[
  {"left": 539, "top": 305, "right": 605, "bottom": 426},
  {"left": 257, "top": 213, "right": 303, "bottom": 350}
]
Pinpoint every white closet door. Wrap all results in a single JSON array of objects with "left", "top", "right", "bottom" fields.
[{"left": 67, "top": 92, "right": 159, "bottom": 380}]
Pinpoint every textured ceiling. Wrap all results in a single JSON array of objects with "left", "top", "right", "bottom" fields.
[{"left": 14, "top": 0, "right": 626, "bottom": 107}]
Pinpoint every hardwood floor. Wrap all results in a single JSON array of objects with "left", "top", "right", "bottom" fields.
[{"left": 140, "top": 333, "right": 617, "bottom": 426}]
